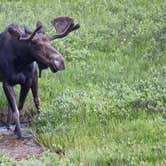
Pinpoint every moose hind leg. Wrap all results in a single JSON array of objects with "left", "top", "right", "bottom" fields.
[{"left": 3, "top": 82, "right": 22, "bottom": 138}]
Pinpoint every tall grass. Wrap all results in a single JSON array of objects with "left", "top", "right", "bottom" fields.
[{"left": 0, "top": 0, "right": 166, "bottom": 165}]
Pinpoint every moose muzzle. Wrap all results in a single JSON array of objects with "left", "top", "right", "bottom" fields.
[{"left": 49, "top": 52, "right": 65, "bottom": 73}]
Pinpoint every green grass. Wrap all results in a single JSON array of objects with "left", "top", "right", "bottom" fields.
[{"left": 0, "top": 0, "right": 166, "bottom": 165}]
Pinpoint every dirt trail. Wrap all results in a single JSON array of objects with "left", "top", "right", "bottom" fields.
[{"left": 0, "top": 124, "right": 43, "bottom": 161}]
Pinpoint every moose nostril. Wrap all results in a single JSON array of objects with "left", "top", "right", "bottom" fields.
[
  {"left": 53, "top": 60, "right": 65, "bottom": 70},
  {"left": 54, "top": 60, "right": 59, "bottom": 67}
]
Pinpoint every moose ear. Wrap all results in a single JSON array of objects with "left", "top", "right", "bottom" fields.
[
  {"left": 36, "top": 21, "right": 45, "bottom": 34},
  {"left": 24, "top": 25, "right": 33, "bottom": 35},
  {"left": 7, "top": 24, "right": 21, "bottom": 39}
]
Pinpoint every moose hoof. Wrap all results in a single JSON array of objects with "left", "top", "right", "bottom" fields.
[
  {"left": 6, "top": 125, "right": 11, "bottom": 130},
  {"left": 16, "top": 131, "right": 22, "bottom": 139},
  {"left": 14, "top": 126, "right": 18, "bottom": 133},
  {"left": 14, "top": 127, "right": 22, "bottom": 139}
]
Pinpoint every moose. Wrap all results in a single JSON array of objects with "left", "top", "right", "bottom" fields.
[{"left": 0, "top": 16, "right": 80, "bottom": 138}]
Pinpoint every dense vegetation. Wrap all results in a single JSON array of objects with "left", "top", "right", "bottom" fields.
[{"left": 0, "top": 0, "right": 166, "bottom": 165}]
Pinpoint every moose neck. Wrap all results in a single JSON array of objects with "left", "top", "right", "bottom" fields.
[{"left": 13, "top": 40, "right": 34, "bottom": 72}]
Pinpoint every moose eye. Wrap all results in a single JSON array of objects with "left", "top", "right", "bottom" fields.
[
  {"left": 30, "top": 40, "right": 42, "bottom": 50},
  {"left": 31, "top": 39, "right": 38, "bottom": 44}
]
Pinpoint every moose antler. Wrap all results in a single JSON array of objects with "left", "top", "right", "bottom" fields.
[
  {"left": 20, "top": 25, "right": 42, "bottom": 41},
  {"left": 49, "top": 16, "right": 80, "bottom": 41},
  {"left": 8, "top": 23, "right": 42, "bottom": 41}
]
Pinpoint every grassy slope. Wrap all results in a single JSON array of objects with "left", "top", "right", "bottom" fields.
[{"left": 0, "top": 0, "right": 166, "bottom": 165}]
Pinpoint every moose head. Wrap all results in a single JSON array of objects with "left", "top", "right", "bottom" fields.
[{"left": 8, "top": 17, "right": 80, "bottom": 75}]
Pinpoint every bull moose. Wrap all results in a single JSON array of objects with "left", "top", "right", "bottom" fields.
[{"left": 0, "top": 16, "right": 80, "bottom": 138}]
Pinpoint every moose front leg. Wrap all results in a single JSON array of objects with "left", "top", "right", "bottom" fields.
[
  {"left": 7, "top": 90, "right": 16, "bottom": 130},
  {"left": 3, "top": 82, "right": 22, "bottom": 138},
  {"left": 18, "top": 79, "right": 32, "bottom": 111},
  {"left": 31, "top": 69, "right": 40, "bottom": 112},
  {"left": 7, "top": 73, "right": 40, "bottom": 130},
  {"left": 7, "top": 105, "right": 12, "bottom": 130},
  {"left": 6, "top": 80, "right": 31, "bottom": 130},
  {"left": 11, "top": 80, "right": 32, "bottom": 133}
]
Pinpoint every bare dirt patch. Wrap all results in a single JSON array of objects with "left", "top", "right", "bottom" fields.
[{"left": 0, "top": 125, "right": 43, "bottom": 161}]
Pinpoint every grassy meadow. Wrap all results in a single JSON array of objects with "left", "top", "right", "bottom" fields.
[{"left": 0, "top": 0, "right": 166, "bottom": 165}]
